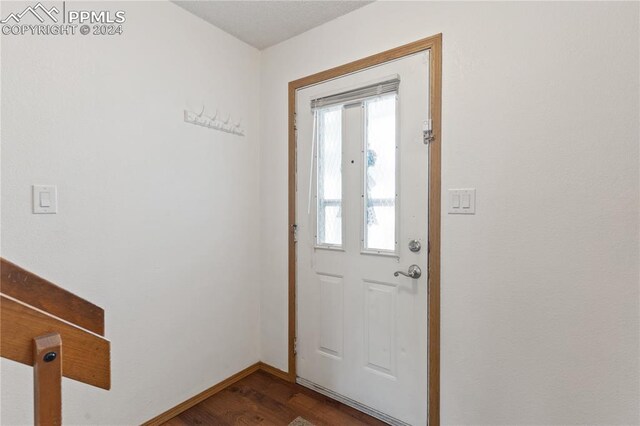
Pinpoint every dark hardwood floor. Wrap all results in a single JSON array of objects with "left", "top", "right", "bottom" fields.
[{"left": 163, "top": 370, "right": 387, "bottom": 426}]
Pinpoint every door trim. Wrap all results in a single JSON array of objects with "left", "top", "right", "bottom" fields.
[{"left": 288, "top": 34, "right": 442, "bottom": 425}]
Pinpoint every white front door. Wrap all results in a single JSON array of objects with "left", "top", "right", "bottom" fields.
[{"left": 296, "top": 51, "right": 430, "bottom": 425}]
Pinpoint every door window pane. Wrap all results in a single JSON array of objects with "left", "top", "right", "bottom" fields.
[
  {"left": 364, "top": 95, "right": 397, "bottom": 252},
  {"left": 317, "top": 106, "right": 343, "bottom": 246}
]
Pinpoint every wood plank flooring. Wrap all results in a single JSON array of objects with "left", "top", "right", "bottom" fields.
[{"left": 163, "top": 370, "right": 387, "bottom": 426}]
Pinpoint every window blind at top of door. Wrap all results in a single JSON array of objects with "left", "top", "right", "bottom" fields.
[{"left": 310, "top": 77, "right": 400, "bottom": 110}]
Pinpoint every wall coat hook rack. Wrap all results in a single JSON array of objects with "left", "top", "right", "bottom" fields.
[{"left": 184, "top": 106, "right": 245, "bottom": 136}]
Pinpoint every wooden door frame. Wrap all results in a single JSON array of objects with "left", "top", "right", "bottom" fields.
[{"left": 287, "top": 33, "right": 442, "bottom": 425}]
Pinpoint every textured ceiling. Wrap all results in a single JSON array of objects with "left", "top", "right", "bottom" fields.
[{"left": 172, "top": 1, "right": 373, "bottom": 50}]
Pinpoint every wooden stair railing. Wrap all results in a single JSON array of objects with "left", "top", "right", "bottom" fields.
[{"left": 0, "top": 258, "right": 111, "bottom": 425}]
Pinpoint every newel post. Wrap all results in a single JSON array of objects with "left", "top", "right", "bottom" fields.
[{"left": 33, "top": 333, "right": 62, "bottom": 426}]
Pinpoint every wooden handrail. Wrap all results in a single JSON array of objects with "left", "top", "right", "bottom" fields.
[
  {"left": 1, "top": 293, "right": 111, "bottom": 390},
  {"left": 1, "top": 258, "right": 104, "bottom": 335},
  {"left": 1, "top": 259, "right": 111, "bottom": 424}
]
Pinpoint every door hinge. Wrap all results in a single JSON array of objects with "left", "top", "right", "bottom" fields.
[
  {"left": 294, "top": 337, "right": 298, "bottom": 355},
  {"left": 292, "top": 224, "right": 298, "bottom": 242},
  {"left": 423, "top": 119, "right": 435, "bottom": 145}
]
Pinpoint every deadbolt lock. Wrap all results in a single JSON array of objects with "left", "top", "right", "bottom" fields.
[{"left": 408, "top": 239, "right": 421, "bottom": 253}]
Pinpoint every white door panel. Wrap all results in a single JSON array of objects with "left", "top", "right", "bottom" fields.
[{"left": 296, "top": 51, "right": 430, "bottom": 425}]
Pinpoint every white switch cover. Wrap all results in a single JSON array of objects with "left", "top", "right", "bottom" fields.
[
  {"left": 33, "top": 185, "right": 57, "bottom": 214},
  {"left": 448, "top": 189, "right": 475, "bottom": 214}
]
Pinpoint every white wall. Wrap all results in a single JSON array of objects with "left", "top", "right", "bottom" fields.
[
  {"left": 259, "top": 2, "right": 640, "bottom": 424},
  {"left": 1, "top": 1, "right": 261, "bottom": 424}
]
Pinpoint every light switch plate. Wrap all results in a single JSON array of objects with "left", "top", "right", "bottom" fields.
[
  {"left": 448, "top": 189, "right": 475, "bottom": 214},
  {"left": 33, "top": 185, "right": 57, "bottom": 214}
]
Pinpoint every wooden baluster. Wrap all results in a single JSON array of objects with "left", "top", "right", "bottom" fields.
[{"left": 33, "top": 333, "right": 62, "bottom": 426}]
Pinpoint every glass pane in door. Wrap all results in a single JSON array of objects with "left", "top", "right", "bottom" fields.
[
  {"left": 317, "top": 106, "right": 343, "bottom": 247},
  {"left": 363, "top": 95, "right": 397, "bottom": 252}
]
